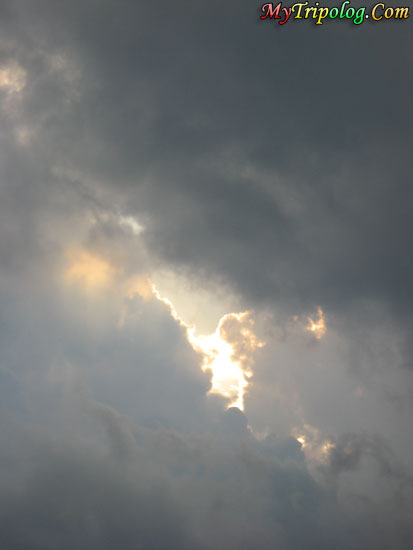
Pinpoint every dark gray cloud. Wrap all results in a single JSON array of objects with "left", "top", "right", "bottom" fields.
[
  {"left": 1, "top": 1, "right": 412, "bottom": 311},
  {"left": 0, "top": 1, "right": 412, "bottom": 548}
]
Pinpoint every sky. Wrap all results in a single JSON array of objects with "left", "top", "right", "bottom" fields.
[{"left": 0, "top": 1, "right": 412, "bottom": 548}]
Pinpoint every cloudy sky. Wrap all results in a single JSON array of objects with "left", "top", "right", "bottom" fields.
[{"left": 0, "top": 1, "right": 412, "bottom": 548}]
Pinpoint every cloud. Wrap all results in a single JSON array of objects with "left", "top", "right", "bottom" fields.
[
  {"left": 0, "top": 61, "right": 26, "bottom": 93},
  {"left": 0, "top": 1, "right": 412, "bottom": 548}
]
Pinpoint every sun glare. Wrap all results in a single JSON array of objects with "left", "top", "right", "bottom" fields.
[
  {"left": 62, "top": 246, "right": 263, "bottom": 409},
  {"left": 62, "top": 246, "right": 328, "bottom": 410},
  {"left": 151, "top": 284, "right": 263, "bottom": 410}
]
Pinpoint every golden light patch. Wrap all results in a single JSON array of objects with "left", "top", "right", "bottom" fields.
[
  {"left": 151, "top": 284, "right": 263, "bottom": 410},
  {"left": 293, "top": 424, "right": 335, "bottom": 464},
  {"left": 123, "top": 275, "right": 153, "bottom": 300},
  {"left": 63, "top": 248, "right": 118, "bottom": 290},
  {"left": 188, "top": 326, "right": 249, "bottom": 410},
  {"left": 306, "top": 307, "right": 326, "bottom": 340},
  {"left": 0, "top": 62, "right": 26, "bottom": 93}
]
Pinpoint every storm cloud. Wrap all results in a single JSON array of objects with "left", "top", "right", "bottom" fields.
[{"left": 0, "top": 1, "right": 412, "bottom": 548}]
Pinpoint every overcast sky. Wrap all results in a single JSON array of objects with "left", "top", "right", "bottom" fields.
[{"left": 0, "top": 1, "right": 412, "bottom": 549}]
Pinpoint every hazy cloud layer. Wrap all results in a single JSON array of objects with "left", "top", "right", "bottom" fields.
[{"left": 0, "top": 1, "right": 412, "bottom": 548}]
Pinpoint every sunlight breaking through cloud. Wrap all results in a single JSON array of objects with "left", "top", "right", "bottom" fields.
[
  {"left": 293, "top": 424, "right": 335, "bottom": 465},
  {"left": 151, "top": 284, "right": 263, "bottom": 410},
  {"left": 306, "top": 307, "right": 327, "bottom": 340}
]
